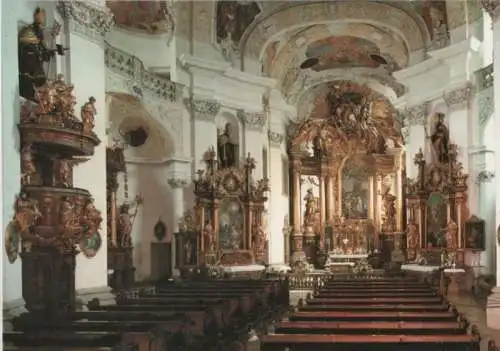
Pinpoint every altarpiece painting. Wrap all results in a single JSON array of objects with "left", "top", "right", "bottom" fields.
[
  {"left": 341, "top": 155, "right": 372, "bottom": 220},
  {"left": 218, "top": 198, "right": 244, "bottom": 250}
]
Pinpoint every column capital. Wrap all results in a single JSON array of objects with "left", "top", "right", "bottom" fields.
[
  {"left": 57, "top": 0, "right": 115, "bottom": 42},
  {"left": 443, "top": 83, "right": 474, "bottom": 108},
  {"left": 268, "top": 131, "right": 285, "bottom": 148},
  {"left": 481, "top": 0, "right": 500, "bottom": 21},
  {"left": 190, "top": 99, "right": 220, "bottom": 122},
  {"left": 398, "top": 102, "right": 429, "bottom": 126},
  {"left": 237, "top": 109, "right": 267, "bottom": 132}
]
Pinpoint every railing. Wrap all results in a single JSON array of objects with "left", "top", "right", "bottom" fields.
[
  {"left": 104, "top": 41, "right": 177, "bottom": 101},
  {"left": 285, "top": 271, "right": 387, "bottom": 290}
]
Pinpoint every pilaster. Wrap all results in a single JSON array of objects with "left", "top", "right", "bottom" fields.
[
  {"left": 57, "top": 0, "right": 114, "bottom": 291},
  {"left": 190, "top": 98, "right": 220, "bottom": 169},
  {"left": 237, "top": 109, "right": 266, "bottom": 179},
  {"left": 399, "top": 102, "right": 428, "bottom": 179},
  {"left": 166, "top": 158, "right": 190, "bottom": 277}
]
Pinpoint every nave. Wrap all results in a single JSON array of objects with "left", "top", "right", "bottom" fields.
[{"left": 3, "top": 272, "right": 500, "bottom": 351}]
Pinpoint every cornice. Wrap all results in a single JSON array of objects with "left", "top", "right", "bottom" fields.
[{"left": 57, "top": 0, "right": 115, "bottom": 43}]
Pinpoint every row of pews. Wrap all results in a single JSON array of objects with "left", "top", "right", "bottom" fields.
[
  {"left": 4, "top": 278, "right": 289, "bottom": 351},
  {"left": 261, "top": 276, "right": 482, "bottom": 351}
]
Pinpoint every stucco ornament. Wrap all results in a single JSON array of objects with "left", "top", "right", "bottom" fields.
[
  {"left": 57, "top": 0, "right": 115, "bottom": 39},
  {"left": 268, "top": 131, "right": 285, "bottom": 147},
  {"left": 191, "top": 99, "right": 221, "bottom": 122},
  {"left": 481, "top": 0, "right": 500, "bottom": 20},
  {"left": 237, "top": 110, "right": 266, "bottom": 131},
  {"left": 444, "top": 84, "right": 474, "bottom": 107},
  {"left": 400, "top": 103, "right": 429, "bottom": 126}
]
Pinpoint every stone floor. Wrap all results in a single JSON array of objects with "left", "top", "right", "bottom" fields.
[{"left": 290, "top": 290, "right": 500, "bottom": 351}]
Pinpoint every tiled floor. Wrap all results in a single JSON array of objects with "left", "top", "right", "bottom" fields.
[{"left": 289, "top": 290, "right": 500, "bottom": 351}]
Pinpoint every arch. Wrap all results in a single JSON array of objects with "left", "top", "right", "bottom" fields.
[
  {"left": 240, "top": 1, "right": 431, "bottom": 72},
  {"left": 106, "top": 92, "right": 175, "bottom": 163}
]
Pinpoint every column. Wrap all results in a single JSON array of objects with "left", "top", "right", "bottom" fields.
[
  {"left": 400, "top": 103, "right": 428, "bottom": 179},
  {"left": 483, "top": 0, "right": 500, "bottom": 329},
  {"left": 58, "top": 0, "right": 114, "bottom": 292},
  {"left": 268, "top": 119, "right": 287, "bottom": 263},
  {"left": 191, "top": 99, "right": 219, "bottom": 169},
  {"left": 166, "top": 158, "right": 190, "bottom": 276},
  {"left": 238, "top": 110, "right": 266, "bottom": 179}
]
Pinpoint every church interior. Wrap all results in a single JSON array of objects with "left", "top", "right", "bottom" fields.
[{"left": 3, "top": 0, "right": 500, "bottom": 350}]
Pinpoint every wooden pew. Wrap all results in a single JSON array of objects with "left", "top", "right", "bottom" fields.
[
  {"left": 289, "top": 311, "right": 458, "bottom": 322},
  {"left": 260, "top": 334, "right": 479, "bottom": 351},
  {"left": 274, "top": 321, "right": 464, "bottom": 335},
  {"left": 315, "top": 291, "right": 436, "bottom": 298},
  {"left": 299, "top": 304, "right": 449, "bottom": 312},
  {"left": 306, "top": 297, "right": 442, "bottom": 305},
  {"left": 3, "top": 331, "right": 124, "bottom": 350}
]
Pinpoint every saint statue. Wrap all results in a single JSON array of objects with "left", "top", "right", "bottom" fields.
[
  {"left": 430, "top": 112, "right": 449, "bottom": 164},
  {"left": 18, "top": 7, "right": 65, "bottom": 101},
  {"left": 303, "top": 188, "right": 316, "bottom": 226},
  {"left": 217, "top": 123, "right": 237, "bottom": 168}
]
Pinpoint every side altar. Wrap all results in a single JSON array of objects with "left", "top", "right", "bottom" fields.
[{"left": 175, "top": 148, "right": 269, "bottom": 278}]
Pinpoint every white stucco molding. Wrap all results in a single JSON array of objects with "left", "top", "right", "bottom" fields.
[
  {"left": 190, "top": 99, "right": 221, "bottom": 122},
  {"left": 394, "top": 37, "right": 481, "bottom": 104},
  {"left": 57, "top": 0, "right": 115, "bottom": 44},
  {"left": 398, "top": 102, "right": 429, "bottom": 127}
]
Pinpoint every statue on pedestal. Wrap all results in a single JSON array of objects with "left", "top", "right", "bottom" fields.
[
  {"left": 18, "top": 7, "right": 66, "bottom": 101},
  {"left": 217, "top": 123, "right": 237, "bottom": 168},
  {"left": 430, "top": 112, "right": 449, "bottom": 164},
  {"left": 303, "top": 188, "right": 316, "bottom": 226}
]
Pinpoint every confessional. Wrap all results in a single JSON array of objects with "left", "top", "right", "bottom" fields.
[{"left": 175, "top": 148, "right": 269, "bottom": 277}]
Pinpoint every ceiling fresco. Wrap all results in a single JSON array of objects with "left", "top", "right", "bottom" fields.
[
  {"left": 216, "top": 1, "right": 261, "bottom": 47},
  {"left": 304, "top": 36, "right": 383, "bottom": 71},
  {"left": 106, "top": 1, "right": 173, "bottom": 34}
]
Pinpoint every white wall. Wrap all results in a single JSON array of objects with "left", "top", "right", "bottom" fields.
[{"left": 115, "top": 163, "right": 173, "bottom": 280}]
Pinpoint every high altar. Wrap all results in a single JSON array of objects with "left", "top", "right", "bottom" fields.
[
  {"left": 286, "top": 83, "right": 404, "bottom": 267},
  {"left": 175, "top": 148, "right": 269, "bottom": 277}
]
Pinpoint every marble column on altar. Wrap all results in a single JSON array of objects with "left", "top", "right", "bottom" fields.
[
  {"left": 238, "top": 109, "right": 266, "bottom": 178},
  {"left": 482, "top": 0, "right": 500, "bottom": 329},
  {"left": 57, "top": 0, "right": 114, "bottom": 293},
  {"left": 268, "top": 112, "right": 288, "bottom": 264},
  {"left": 400, "top": 103, "right": 428, "bottom": 179},
  {"left": 166, "top": 158, "right": 190, "bottom": 277},
  {"left": 190, "top": 99, "right": 220, "bottom": 169}
]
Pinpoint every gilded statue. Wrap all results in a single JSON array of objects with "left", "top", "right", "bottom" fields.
[
  {"left": 55, "top": 159, "right": 72, "bottom": 187},
  {"left": 18, "top": 7, "right": 65, "bottom": 101},
  {"left": 303, "top": 188, "right": 316, "bottom": 226},
  {"left": 430, "top": 112, "right": 449, "bottom": 164},
  {"left": 217, "top": 123, "right": 237, "bottom": 168},
  {"left": 14, "top": 192, "right": 41, "bottom": 235},
  {"left": 81, "top": 97, "right": 96, "bottom": 133},
  {"left": 59, "top": 197, "right": 75, "bottom": 231},
  {"left": 381, "top": 186, "right": 396, "bottom": 233},
  {"left": 407, "top": 221, "right": 419, "bottom": 249},
  {"left": 446, "top": 220, "right": 458, "bottom": 249},
  {"left": 253, "top": 225, "right": 267, "bottom": 252},
  {"left": 21, "top": 144, "right": 36, "bottom": 186},
  {"left": 203, "top": 220, "right": 216, "bottom": 252}
]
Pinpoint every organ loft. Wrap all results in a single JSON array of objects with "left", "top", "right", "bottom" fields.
[{"left": 2, "top": 1, "right": 500, "bottom": 350}]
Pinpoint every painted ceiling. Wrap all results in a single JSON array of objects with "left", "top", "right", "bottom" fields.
[
  {"left": 106, "top": 1, "right": 172, "bottom": 34},
  {"left": 304, "top": 36, "right": 383, "bottom": 71}
]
